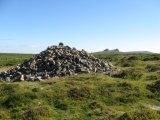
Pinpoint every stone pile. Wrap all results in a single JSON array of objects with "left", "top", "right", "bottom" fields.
[{"left": 0, "top": 43, "right": 116, "bottom": 82}]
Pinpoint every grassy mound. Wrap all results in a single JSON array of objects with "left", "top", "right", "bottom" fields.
[{"left": 0, "top": 73, "right": 160, "bottom": 119}]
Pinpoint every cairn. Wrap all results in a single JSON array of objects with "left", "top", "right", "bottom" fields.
[{"left": 0, "top": 43, "right": 116, "bottom": 82}]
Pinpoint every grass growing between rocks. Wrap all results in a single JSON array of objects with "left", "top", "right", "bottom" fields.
[{"left": 1, "top": 53, "right": 160, "bottom": 119}]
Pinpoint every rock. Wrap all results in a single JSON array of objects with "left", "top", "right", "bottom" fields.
[
  {"left": 29, "top": 77, "right": 35, "bottom": 81},
  {"left": 59, "top": 42, "right": 64, "bottom": 46},
  {"left": 5, "top": 77, "right": 10, "bottom": 82},
  {"left": 25, "top": 74, "right": 32, "bottom": 80},
  {"left": 81, "top": 69, "right": 90, "bottom": 73},
  {"left": 35, "top": 76, "right": 42, "bottom": 82},
  {"left": 20, "top": 75, "right": 24, "bottom": 81},
  {"left": 38, "top": 102, "right": 42, "bottom": 106},
  {"left": 0, "top": 43, "right": 117, "bottom": 82}
]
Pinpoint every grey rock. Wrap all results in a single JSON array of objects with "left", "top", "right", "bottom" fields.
[
  {"left": 81, "top": 69, "right": 90, "bottom": 73},
  {"left": 5, "top": 77, "right": 10, "bottom": 82},
  {"left": 29, "top": 77, "right": 35, "bottom": 81},
  {"left": 59, "top": 42, "right": 64, "bottom": 46},
  {"left": 25, "top": 74, "right": 32, "bottom": 80},
  {"left": 35, "top": 76, "right": 42, "bottom": 82}
]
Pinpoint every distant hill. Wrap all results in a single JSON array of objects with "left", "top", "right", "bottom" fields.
[
  {"left": 127, "top": 51, "right": 154, "bottom": 54},
  {"left": 92, "top": 49, "right": 154, "bottom": 55}
]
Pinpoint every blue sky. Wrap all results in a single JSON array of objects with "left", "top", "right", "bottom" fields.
[{"left": 0, "top": 0, "right": 160, "bottom": 53}]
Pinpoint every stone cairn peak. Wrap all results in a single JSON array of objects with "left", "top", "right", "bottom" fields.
[{"left": 0, "top": 43, "right": 116, "bottom": 82}]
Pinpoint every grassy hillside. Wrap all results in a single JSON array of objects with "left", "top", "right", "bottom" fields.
[
  {"left": 1, "top": 53, "right": 160, "bottom": 119},
  {"left": 127, "top": 51, "right": 153, "bottom": 54},
  {"left": 0, "top": 53, "right": 34, "bottom": 70},
  {"left": 92, "top": 51, "right": 123, "bottom": 55},
  {"left": 92, "top": 50, "right": 154, "bottom": 56}
]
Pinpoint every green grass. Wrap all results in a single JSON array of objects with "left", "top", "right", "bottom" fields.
[
  {"left": 0, "top": 53, "right": 34, "bottom": 69},
  {"left": 0, "top": 74, "right": 160, "bottom": 119},
  {"left": 1, "top": 53, "right": 160, "bottom": 119}
]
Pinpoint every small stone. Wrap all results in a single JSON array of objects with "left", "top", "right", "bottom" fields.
[
  {"left": 5, "top": 77, "right": 10, "bottom": 82},
  {"left": 59, "top": 42, "right": 64, "bottom": 46},
  {"left": 35, "top": 76, "right": 42, "bottom": 82},
  {"left": 38, "top": 102, "right": 42, "bottom": 106},
  {"left": 29, "top": 77, "right": 35, "bottom": 81},
  {"left": 20, "top": 75, "right": 24, "bottom": 81}
]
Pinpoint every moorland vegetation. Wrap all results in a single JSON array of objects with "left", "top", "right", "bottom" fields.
[{"left": 0, "top": 53, "right": 160, "bottom": 119}]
